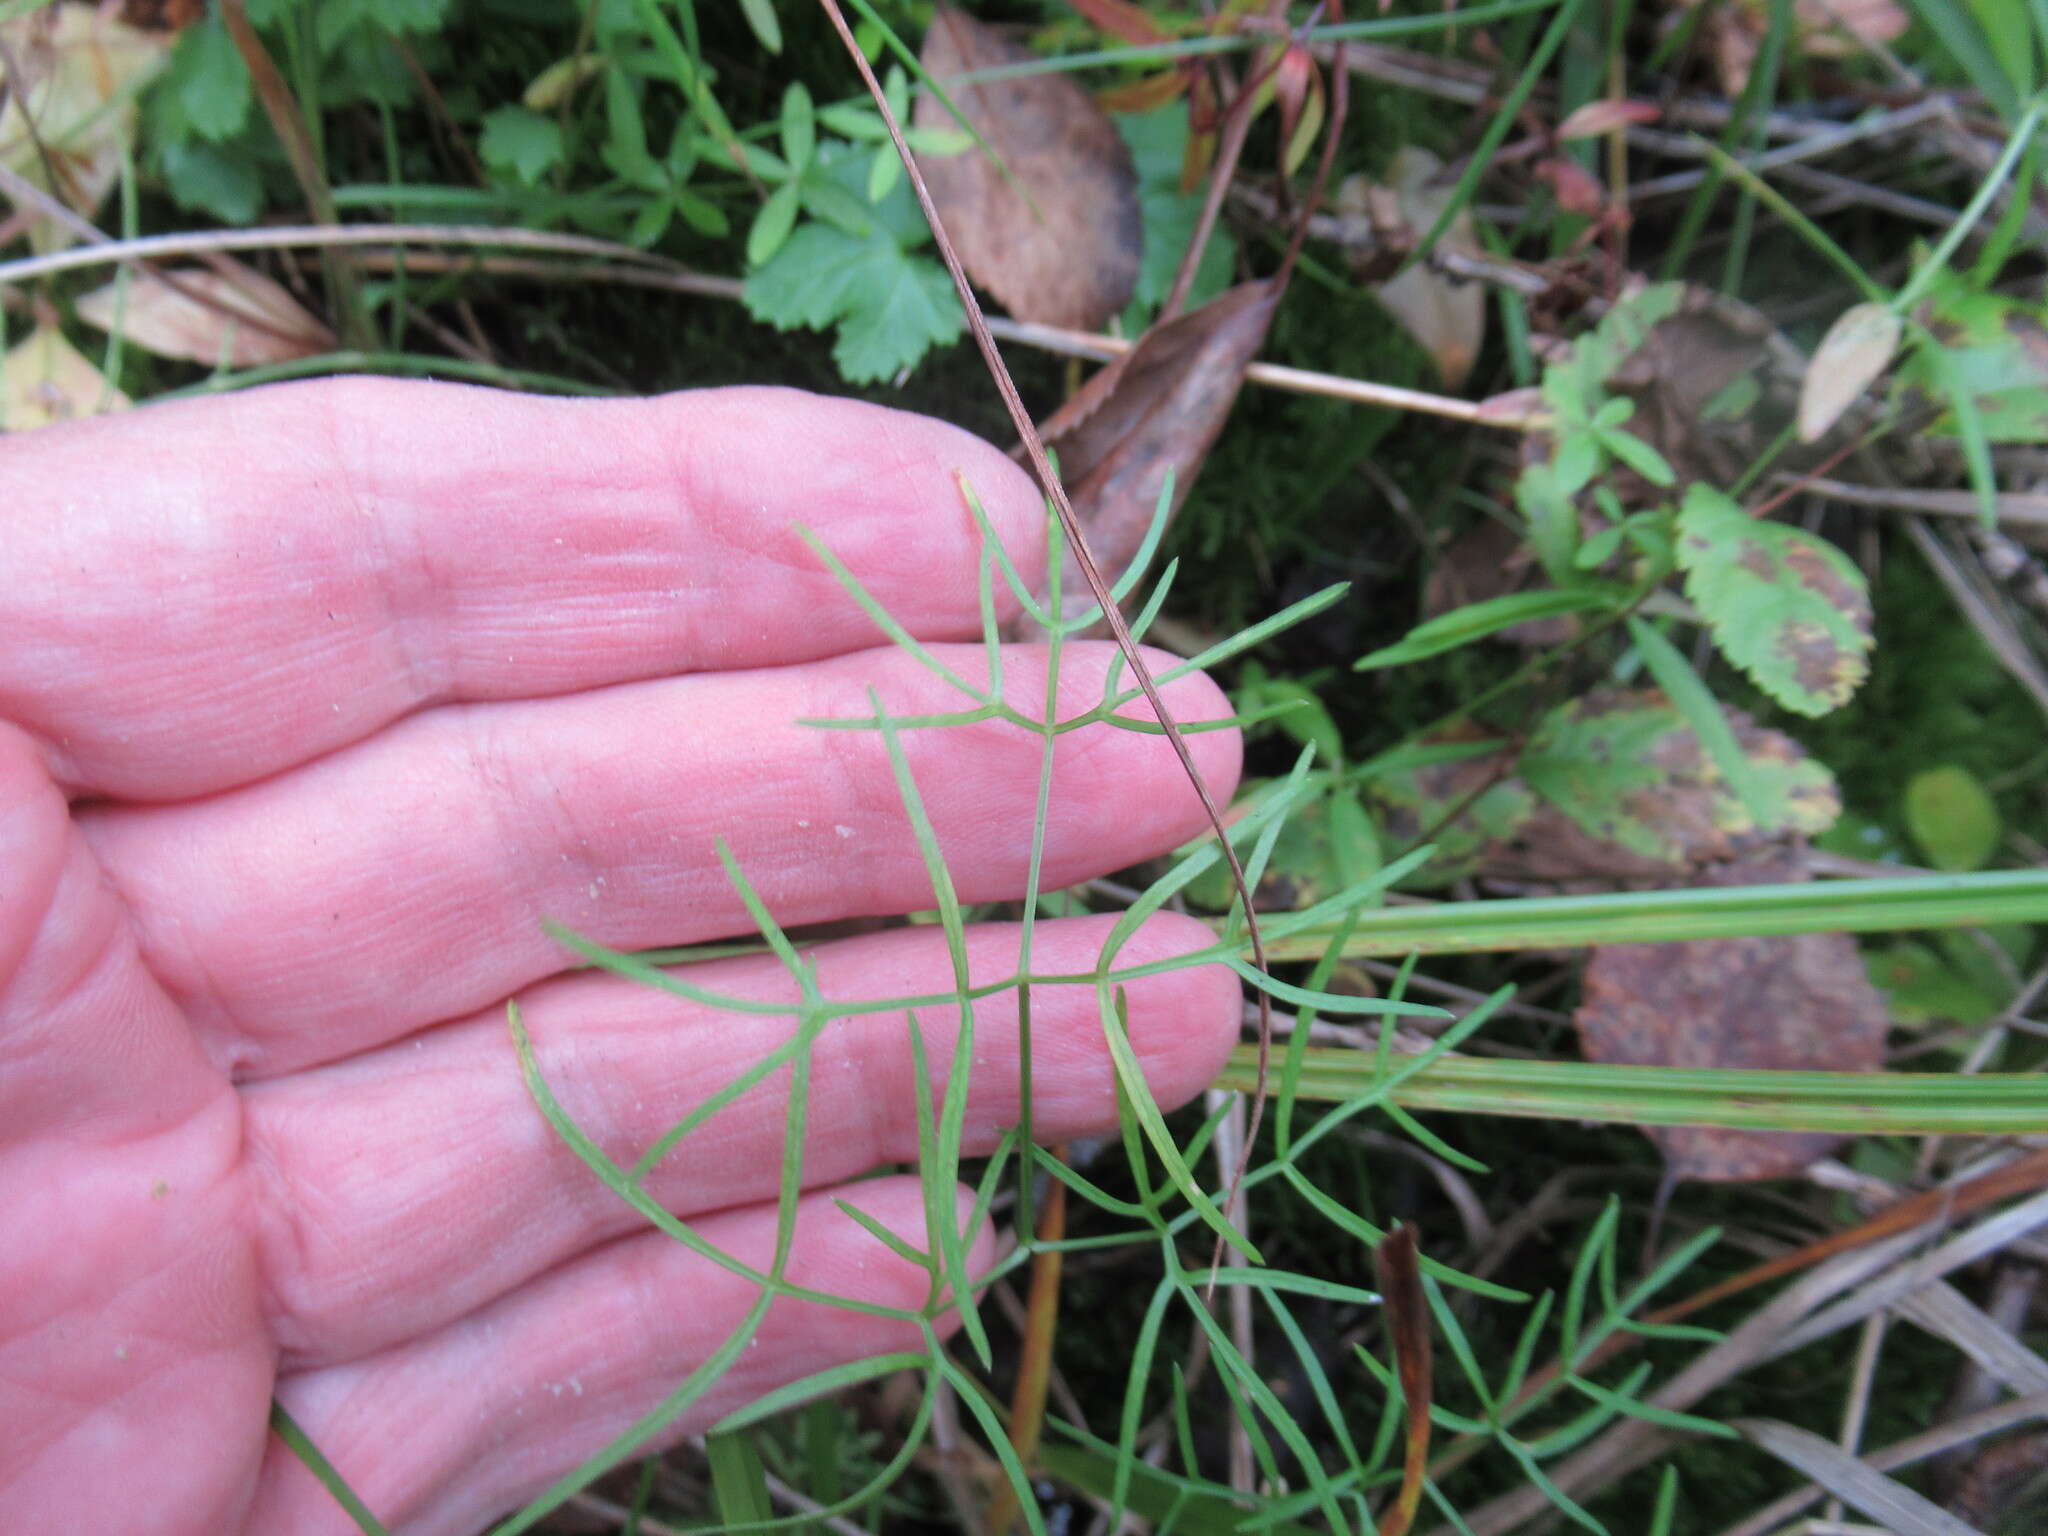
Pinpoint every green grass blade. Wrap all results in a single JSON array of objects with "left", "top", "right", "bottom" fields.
[{"left": 269, "top": 1401, "right": 388, "bottom": 1536}]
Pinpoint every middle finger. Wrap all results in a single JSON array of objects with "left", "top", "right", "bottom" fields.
[
  {"left": 243, "top": 911, "right": 1237, "bottom": 1367},
  {"left": 83, "top": 641, "right": 1237, "bottom": 1078}
]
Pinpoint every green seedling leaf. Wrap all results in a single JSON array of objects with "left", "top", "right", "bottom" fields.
[
  {"left": 1866, "top": 941, "right": 2004, "bottom": 1028},
  {"left": 745, "top": 219, "right": 963, "bottom": 382},
  {"left": 1675, "top": 484, "right": 1873, "bottom": 715},
  {"left": 1903, "top": 764, "right": 2001, "bottom": 871},
  {"left": 162, "top": 18, "right": 250, "bottom": 143},
  {"left": 735, "top": 0, "right": 780, "bottom": 53},
  {"left": 1359, "top": 587, "right": 1620, "bottom": 669},
  {"left": 1798, "top": 301, "right": 1901, "bottom": 443},
  {"left": 779, "top": 81, "right": 814, "bottom": 172},
  {"left": 745, "top": 179, "right": 801, "bottom": 266}
]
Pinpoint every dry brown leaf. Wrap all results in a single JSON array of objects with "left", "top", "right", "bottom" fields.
[
  {"left": 1534, "top": 156, "right": 1606, "bottom": 218},
  {"left": 1555, "top": 98, "right": 1660, "bottom": 140},
  {"left": 1, "top": 320, "right": 130, "bottom": 431},
  {"left": 1600, "top": 284, "right": 1805, "bottom": 490},
  {"left": 914, "top": 7, "right": 1140, "bottom": 330},
  {"left": 1678, "top": 0, "right": 1908, "bottom": 94},
  {"left": 0, "top": 5, "right": 171, "bottom": 252},
  {"left": 1024, "top": 279, "right": 1280, "bottom": 628},
  {"left": 1575, "top": 859, "right": 1889, "bottom": 1182},
  {"left": 75, "top": 262, "right": 337, "bottom": 367},
  {"left": 1348, "top": 148, "right": 1486, "bottom": 389},
  {"left": 1798, "top": 301, "right": 1901, "bottom": 443}
]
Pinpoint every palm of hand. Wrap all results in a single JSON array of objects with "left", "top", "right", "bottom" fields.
[{"left": 0, "top": 380, "right": 1238, "bottom": 1535}]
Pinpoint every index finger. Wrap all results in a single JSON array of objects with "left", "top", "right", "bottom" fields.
[{"left": 0, "top": 378, "right": 1047, "bottom": 801}]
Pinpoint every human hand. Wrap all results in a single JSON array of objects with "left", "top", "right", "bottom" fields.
[{"left": 0, "top": 379, "right": 1241, "bottom": 1534}]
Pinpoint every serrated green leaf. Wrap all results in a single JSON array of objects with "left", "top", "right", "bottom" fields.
[
  {"left": 160, "top": 140, "right": 261, "bottom": 224},
  {"left": 1904, "top": 765, "right": 2001, "bottom": 871},
  {"left": 744, "top": 222, "right": 963, "bottom": 384},
  {"left": 478, "top": 106, "right": 565, "bottom": 187},
  {"left": 834, "top": 249, "right": 962, "bottom": 382},
  {"left": 1675, "top": 485, "right": 1873, "bottom": 715},
  {"left": 163, "top": 20, "right": 251, "bottom": 143}
]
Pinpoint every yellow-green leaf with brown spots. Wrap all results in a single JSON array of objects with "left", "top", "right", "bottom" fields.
[{"left": 1675, "top": 484, "right": 1873, "bottom": 716}]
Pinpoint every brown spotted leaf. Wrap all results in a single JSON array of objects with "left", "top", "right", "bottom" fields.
[
  {"left": 914, "top": 7, "right": 1140, "bottom": 330},
  {"left": 1026, "top": 279, "right": 1280, "bottom": 627},
  {"left": 1675, "top": 484, "right": 1873, "bottom": 716},
  {"left": 1372, "top": 690, "right": 1838, "bottom": 885},
  {"left": 1576, "top": 859, "right": 1889, "bottom": 1182}
]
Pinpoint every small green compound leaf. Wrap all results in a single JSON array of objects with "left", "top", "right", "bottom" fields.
[
  {"left": 1903, "top": 765, "right": 2001, "bottom": 871},
  {"left": 1675, "top": 485, "right": 1873, "bottom": 715},
  {"left": 743, "top": 221, "right": 964, "bottom": 383}
]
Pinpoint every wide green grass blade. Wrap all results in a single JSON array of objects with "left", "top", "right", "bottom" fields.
[
  {"left": 1253, "top": 870, "right": 2048, "bottom": 958},
  {"left": 1218, "top": 1048, "right": 2048, "bottom": 1134}
]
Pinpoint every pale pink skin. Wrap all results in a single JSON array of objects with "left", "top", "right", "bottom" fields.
[{"left": 0, "top": 380, "right": 1243, "bottom": 1535}]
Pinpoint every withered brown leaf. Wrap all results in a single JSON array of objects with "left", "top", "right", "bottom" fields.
[
  {"left": 1026, "top": 279, "right": 1280, "bottom": 628},
  {"left": 74, "top": 262, "right": 336, "bottom": 368},
  {"left": 1575, "top": 860, "right": 1889, "bottom": 1182},
  {"left": 914, "top": 7, "right": 1141, "bottom": 331}
]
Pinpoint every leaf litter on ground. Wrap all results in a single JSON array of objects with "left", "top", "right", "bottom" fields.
[{"left": 913, "top": 6, "right": 1141, "bottom": 331}]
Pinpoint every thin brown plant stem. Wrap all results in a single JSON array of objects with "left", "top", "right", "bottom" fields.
[
  {"left": 218, "top": 0, "right": 370, "bottom": 350},
  {"left": 987, "top": 1151, "right": 1067, "bottom": 1535},
  {"left": 0, "top": 164, "right": 328, "bottom": 357},
  {"left": 813, "top": 0, "right": 1273, "bottom": 1258},
  {"left": 1374, "top": 1225, "right": 1432, "bottom": 1536},
  {"left": 1158, "top": 0, "right": 1309, "bottom": 322},
  {"left": 1275, "top": 9, "right": 1346, "bottom": 290}
]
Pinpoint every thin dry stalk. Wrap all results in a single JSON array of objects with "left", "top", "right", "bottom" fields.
[
  {"left": 812, "top": 0, "right": 1275, "bottom": 1262},
  {"left": 1712, "top": 1392, "right": 2048, "bottom": 1536}
]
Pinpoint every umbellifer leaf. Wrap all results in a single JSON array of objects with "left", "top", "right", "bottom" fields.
[
  {"left": 1675, "top": 484, "right": 1873, "bottom": 715},
  {"left": 743, "top": 221, "right": 963, "bottom": 384}
]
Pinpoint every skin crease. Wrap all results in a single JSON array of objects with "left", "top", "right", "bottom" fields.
[{"left": 0, "top": 378, "right": 1243, "bottom": 1535}]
